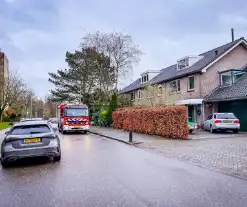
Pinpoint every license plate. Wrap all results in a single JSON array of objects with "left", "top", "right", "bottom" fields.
[
  {"left": 23, "top": 138, "right": 41, "bottom": 143},
  {"left": 223, "top": 120, "right": 232, "bottom": 123}
]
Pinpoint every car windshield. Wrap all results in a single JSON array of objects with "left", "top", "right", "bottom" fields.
[
  {"left": 217, "top": 114, "right": 236, "bottom": 119},
  {"left": 65, "top": 108, "right": 88, "bottom": 116},
  {"left": 21, "top": 118, "right": 42, "bottom": 122},
  {"left": 49, "top": 118, "right": 58, "bottom": 123},
  {"left": 10, "top": 125, "right": 51, "bottom": 135}
]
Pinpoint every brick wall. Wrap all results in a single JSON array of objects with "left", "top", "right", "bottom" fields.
[{"left": 201, "top": 44, "right": 247, "bottom": 97}]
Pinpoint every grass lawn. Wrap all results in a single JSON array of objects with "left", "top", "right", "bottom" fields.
[{"left": 0, "top": 122, "right": 9, "bottom": 130}]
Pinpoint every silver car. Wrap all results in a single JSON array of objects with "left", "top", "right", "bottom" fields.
[
  {"left": 21, "top": 118, "right": 43, "bottom": 122},
  {"left": 204, "top": 113, "right": 240, "bottom": 133},
  {"left": 1, "top": 120, "right": 61, "bottom": 168},
  {"left": 48, "top": 118, "right": 58, "bottom": 130}
]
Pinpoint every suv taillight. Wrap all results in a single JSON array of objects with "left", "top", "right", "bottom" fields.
[
  {"left": 215, "top": 120, "right": 222, "bottom": 124},
  {"left": 234, "top": 120, "right": 240, "bottom": 124}
]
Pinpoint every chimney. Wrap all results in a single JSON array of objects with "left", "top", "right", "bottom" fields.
[{"left": 231, "top": 28, "right": 234, "bottom": 42}]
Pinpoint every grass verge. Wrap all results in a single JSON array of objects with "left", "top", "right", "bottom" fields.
[{"left": 0, "top": 122, "right": 9, "bottom": 130}]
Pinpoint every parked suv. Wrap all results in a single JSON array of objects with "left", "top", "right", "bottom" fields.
[{"left": 203, "top": 113, "right": 240, "bottom": 133}]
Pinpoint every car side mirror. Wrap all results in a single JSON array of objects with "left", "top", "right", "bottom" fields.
[{"left": 5, "top": 131, "right": 10, "bottom": 135}]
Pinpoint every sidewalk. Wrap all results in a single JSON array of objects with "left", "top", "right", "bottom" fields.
[
  {"left": 89, "top": 126, "right": 247, "bottom": 143},
  {"left": 89, "top": 126, "right": 165, "bottom": 144}
]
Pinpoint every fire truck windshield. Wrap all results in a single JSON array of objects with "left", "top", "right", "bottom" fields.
[{"left": 65, "top": 108, "right": 88, "bottom": 116}]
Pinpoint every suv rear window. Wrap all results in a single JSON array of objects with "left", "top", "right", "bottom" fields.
[
  {"left": 10, "top": 125, "right": 51, "bottom": 135},
  {"left": 216, "top": 114, "right": 236, "bottom": 119}
]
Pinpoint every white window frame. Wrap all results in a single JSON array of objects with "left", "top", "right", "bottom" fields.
[
  {"left": 177, "top": 58, "right": 189, "bottom": 70},
  {"left": 137, "top": 90, "right": 143, "bottom": 99},
  {"left": 141, "top": 74, "right": 149, "bottom": 83},
  {"left": 187, "top": 75, "right": 195, "bottom": 91},
  {"left": 130, "top": 91, "right": 135, "bottom": 101},
  {"left": 157, "top": 85, "right": 163, "bottom": 96}
]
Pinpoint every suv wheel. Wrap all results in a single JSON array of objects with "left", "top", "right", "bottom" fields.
[{"left": 233, "top": 129, "right": 239, "bottom": 133}]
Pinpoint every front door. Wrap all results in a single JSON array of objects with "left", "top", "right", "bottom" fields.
[{"left": 188, "top": 106, "right": 194, "bottom": 122}]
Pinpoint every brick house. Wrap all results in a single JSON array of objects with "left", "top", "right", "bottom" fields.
[
  {"left": 119, "top": 37, "right": 247, "bottom": 126},
  {"left": 0, "top": 51, "right": 9, "bottom": 104},
  {"left": 204, "top": 64, "right": 247, "bottom": 130}
]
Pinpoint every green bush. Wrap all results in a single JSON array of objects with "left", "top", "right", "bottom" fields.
[
  {"left": 2, "top": 114, "right": 10, "bottom": 122},
  {"left": 106, "top": 93, "right": 118, "bottom": 126},
  {"left": 100, "top": 109, "right": 109, "bottom": 121}
]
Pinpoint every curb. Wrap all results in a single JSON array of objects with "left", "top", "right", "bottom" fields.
[{"left": 89, "top": 131, "right": 142, "bottom": 145}]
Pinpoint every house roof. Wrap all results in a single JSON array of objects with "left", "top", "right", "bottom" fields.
[
  {"left": 204, "top": 72, "right": 247, "bottom": 102},
  {"left": 120, "top": 37, "right": 247, "bottom": 94}
]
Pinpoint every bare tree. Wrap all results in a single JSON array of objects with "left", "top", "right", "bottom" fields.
[
  {"left": 43, "top": 96, "right": 57, "bottom": 119},
  {"left": 0, "top": 71, "right": 27, "bottom": 121},
  {"left": 81, "top": 31, "right": 142, "bottom": 91}
]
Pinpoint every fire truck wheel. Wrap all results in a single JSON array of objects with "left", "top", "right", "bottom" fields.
[{"left": 62, "top": 130, "right": 67, "bottom": 134}]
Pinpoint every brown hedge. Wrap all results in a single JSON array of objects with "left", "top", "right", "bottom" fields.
[{"left": 112, "top": 106, "right": 189, "bottom": 139}]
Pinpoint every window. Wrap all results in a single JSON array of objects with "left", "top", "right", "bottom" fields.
[
  {"left": 207, "top": 115, "right": 212, "bottom": 120},
  {"left": 188, "top": 76, "right": 195, "bottom": 90},
  {"left": 138, "top": 90, "right": 143, "bottom": 99},
  {"left": 130, "top": 91, "right": 135, "bottom": 100},
  {"left": 220, "top": 70, "right": 246, "bottom": 86},
  {"left": 10, "top": 125, "right": 51, "bottom": 135},
  {"left": 169, "top": 79, "right": 180, "bottom": 94},
  {"left": 177, "top": 58, "right": 189, "bottom": 70},
  {"left": 177, "top": 80, "right": 180, "bottom": 92},
  {"left": 157, "top": 86, "right": 163, "bottom": 96},
  {"left": 141, "top": 74, "right": 149, "bottom": 83},
  {"left": 49, "top": 118, "right": 58, "bottom": 124},
  {"left": 233, "top": 71, "right": 244, "bottom": 82},
  {"left": 216, "top": 113, "right": 236, "bottom": 119},
  {"left": 66, "top": 108, "right": 89, "bottom": 116},
  {"left": 221, "top": 71, "right": 231, "bottom": 86}
]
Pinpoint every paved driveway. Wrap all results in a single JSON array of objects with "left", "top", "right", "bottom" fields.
[
  {"left": 139, "top": 134, "right": 247, "bottom": 179},
  {"left": 190, "top": 130, "right": 247, "bottom": 140}
]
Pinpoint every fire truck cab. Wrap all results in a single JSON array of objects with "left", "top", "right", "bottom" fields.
[{"left": 58, "top": 103, "right": 90, "bottom": 134}]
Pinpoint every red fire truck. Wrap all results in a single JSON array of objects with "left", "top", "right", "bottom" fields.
[{"left": 57, "top": 103, "right": 90, "bottom": 134}]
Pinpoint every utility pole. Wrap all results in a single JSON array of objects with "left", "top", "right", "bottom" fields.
[
  {"left": 26, "top": 98, "right": 28, "bottom": 118},
  {"left": 30, "top": 95, "right": 33, "bottom": 118}
]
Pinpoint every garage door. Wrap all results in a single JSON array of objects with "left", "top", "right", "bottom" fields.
[{"left": 218, "top": 100, "right": 247, "bottom": 131}]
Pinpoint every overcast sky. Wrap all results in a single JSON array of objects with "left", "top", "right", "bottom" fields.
[{"left": 1, "top": 0, "right": 247, "bottom": 97}]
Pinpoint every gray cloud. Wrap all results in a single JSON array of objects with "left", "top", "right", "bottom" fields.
[{"left": 1, "top": 0, "right": 247, "bottom": 96}]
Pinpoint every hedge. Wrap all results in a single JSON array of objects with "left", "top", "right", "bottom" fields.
[{"left": 112, "top": 106, "right": 189, "bottom": 139}]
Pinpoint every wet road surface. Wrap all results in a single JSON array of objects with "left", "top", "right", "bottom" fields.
[{"left": 1, "top": 132, "right": 247, "bottom": 207}]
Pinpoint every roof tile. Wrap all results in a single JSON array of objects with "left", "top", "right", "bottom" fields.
[{"left": 120, "top": 37, "right": 245, "bottom": 93}]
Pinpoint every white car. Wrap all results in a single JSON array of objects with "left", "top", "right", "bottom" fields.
[
  {"left": 204, "top": 113, "right": 240, "bottom": 133},
  {"left": 48, "top": 118, "right": 58, "bottom": 130},
  {"left": 21, "top": 118, "right": 43, "bottom": 122}
]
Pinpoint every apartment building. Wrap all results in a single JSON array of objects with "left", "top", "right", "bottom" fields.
[{"left": 0, "top": 50, "right": 9, "bottom": 104}]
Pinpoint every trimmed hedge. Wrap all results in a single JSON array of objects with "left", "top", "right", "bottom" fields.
[{"left": 112, "top": 106, "right": 189, "bottom": 139}]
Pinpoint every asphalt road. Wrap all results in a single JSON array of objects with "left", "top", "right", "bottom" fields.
[{"left": 0, "top": 132, "right": 247, "bottom": 207}]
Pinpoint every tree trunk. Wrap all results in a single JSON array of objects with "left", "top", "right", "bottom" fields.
[{"left": 0, "top": 109, "right": 3, "bottom": 122}]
